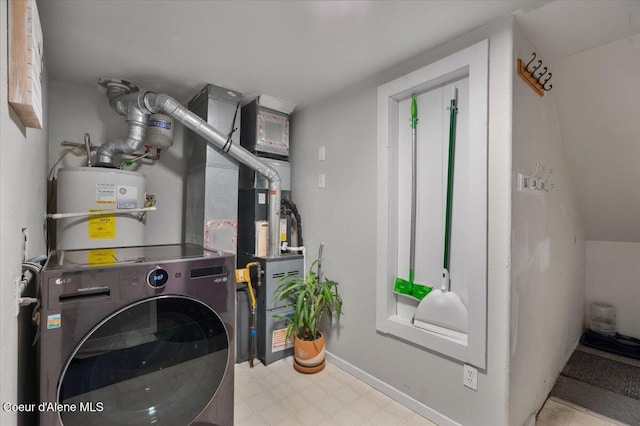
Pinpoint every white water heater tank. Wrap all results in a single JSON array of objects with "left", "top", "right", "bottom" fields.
[{"left": 56, "top": 167, "right": 147, "bottom": 250}]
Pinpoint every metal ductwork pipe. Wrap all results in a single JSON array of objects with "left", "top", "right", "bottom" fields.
[
  {"left": 97, "top": 78, "right": 282, "bottom": 258},
  {"left": 95, "top": 106, "right": 148, "bottom": 166},
  {"left": 146, "top": 93, "right": 282, "bottom": 258},
  {"left": 95, "top": 79, "right": 151, "bottom": 166}
]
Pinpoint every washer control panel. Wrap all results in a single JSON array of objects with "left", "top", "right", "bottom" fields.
[{"left": 147, "top": 267, "right": 169, "bottom": 288}]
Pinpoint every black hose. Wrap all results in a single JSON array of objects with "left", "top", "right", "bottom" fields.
[
  {"left": 281, "top": 198, "right": 303, "bottom": 246},
  {"left": 247, "top": 262, "right": 262, "bottom": 368}
]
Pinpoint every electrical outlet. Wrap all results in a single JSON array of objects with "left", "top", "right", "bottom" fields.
[{"left": 463, "top": 364, "right": 478, "bottom": 391}]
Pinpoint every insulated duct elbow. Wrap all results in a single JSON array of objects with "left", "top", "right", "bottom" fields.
[
  {"left": 95, "top": 78, "right": 153, "bottom": 166},
  {"left": 95, "top": 107, "right": 149, "bottom": 167},
  {"left": 99, "top": 77, "right": 148, "bottom": 117}
]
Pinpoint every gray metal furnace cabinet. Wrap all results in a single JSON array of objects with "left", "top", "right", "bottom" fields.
[{"left": 185, "top": 85, "right": 242, "bottom": 255}]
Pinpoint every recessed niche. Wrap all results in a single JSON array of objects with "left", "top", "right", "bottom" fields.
[{"left": 376, "top": 40, "right": 488, "bottom": 368}]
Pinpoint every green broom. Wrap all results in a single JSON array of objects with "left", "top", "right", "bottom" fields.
[{"left": 394, "top": 95, "right": 431, "bottom": 301}]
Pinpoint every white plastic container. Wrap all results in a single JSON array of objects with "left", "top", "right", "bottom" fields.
[
  {"left": 56, "top": 167, "right": 146, "bottom": 250},
  {"left": 144, "top": 113, "right": 174, "bottom": 148},
  {"left": 590, "top": 302, "right": 617, "bottom": 336}
]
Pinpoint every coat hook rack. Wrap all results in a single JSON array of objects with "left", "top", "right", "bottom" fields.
[
  {"left": 517, "top": 163, "right": 555, "bottom": 193},
  {"left": 518, "top": 52, "right": 553, "bottom": 97}
]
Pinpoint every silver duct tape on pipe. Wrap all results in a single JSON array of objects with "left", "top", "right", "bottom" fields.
[
  {"left": 95, "top": 106, "right": 149, "bottom": 166},
  {"left": 147, "top": 93, "right": 282, "bottom": 258},
  {"left": 107, "top": 87, "right": 129, "bottom": 116},
  {"left": 103, "top": 82, "right": 146, "bottom": 117}
]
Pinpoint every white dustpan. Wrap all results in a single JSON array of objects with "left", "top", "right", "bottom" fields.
[
  {"left": 414, "top": 269, "right": 467, "bottom": 335},
  {"left": 413, "top": 88, "right": 468, "bottom": 338}
]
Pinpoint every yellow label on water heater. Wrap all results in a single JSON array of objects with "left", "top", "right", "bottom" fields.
[
  {"left": 88, "top": 209, "right": 115, "bottom": 239},
  {"left": 87, "top": 248, "right": 116, "bottom": 266}
]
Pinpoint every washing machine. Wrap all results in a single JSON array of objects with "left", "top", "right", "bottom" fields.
[{"left": 38, "top": 244, "right": 235, "bottom": 426}]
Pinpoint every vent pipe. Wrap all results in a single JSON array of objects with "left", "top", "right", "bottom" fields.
[
  {"left": 95, "top": 80, "right": 150, "bottom": 167},
  {"left": 95, "top": 78, "right": 281, "bottom": 258}
]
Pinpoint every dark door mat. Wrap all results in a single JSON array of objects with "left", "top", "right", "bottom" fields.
[
  {"left": 581, "top": 330, "right": 640, "bottom": 360},
  {"left": 561, "top": 350, "right": 640, "bottom": 400},
  {"left": 550, "top": 350, "right": 640, "bottom": 425},
  {"left": 551, "top": 376, "right": 640, "bottom": 425}
]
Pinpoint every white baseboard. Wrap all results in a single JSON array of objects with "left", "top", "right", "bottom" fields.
[{"left": 325, "top": 351, "right": 461, "bottom": 426}]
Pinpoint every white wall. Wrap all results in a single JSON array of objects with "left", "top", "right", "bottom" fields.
[
  {"left": 586, "top": 241, "right": 640, "bottom": 338},
  {"left": 48, "top": 80, "right": 185, "bottom": 246},
  {"left": 508, "top": 22, "right": 586, "bottom": 426},
  {"left": 547, "top": 34, "right": 640, "bottom": 242},
  {"left": 0, "top": 2, "right": 49, "bottom": 422},
  {"left": 291, "top": 19, "right": 514, "bottom": 426}
]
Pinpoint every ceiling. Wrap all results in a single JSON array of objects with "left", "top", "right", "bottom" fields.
[
  {"left": 37, "top": 0, "right": 546, "bottom": 107},
  {"left": 36, "top": 0, "right": 640, "bottom": 242},
  {"left": 516, "top": 0, "right": 640, "bottom": 62}
]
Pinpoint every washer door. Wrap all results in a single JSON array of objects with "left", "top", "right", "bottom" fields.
[{"left": 58, "top": 296, "right": 229, "bottom": 425}]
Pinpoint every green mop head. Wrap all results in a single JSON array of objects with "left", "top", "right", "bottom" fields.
[
  {"left": 393, "top": 95, "right": 433, "bottom": 301},
  {"left": 393, "top": 270, "right": 432, "bottom": 301}
]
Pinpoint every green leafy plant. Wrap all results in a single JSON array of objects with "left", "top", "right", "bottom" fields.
[{"left": 274, "top": 259, "right": 343, "bottom": 341}]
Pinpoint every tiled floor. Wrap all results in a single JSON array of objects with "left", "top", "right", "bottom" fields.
[
  {"left": 234, "top": 358, "right": 436, "bottom": 426},
  {"left": 235, "top": 357, "right": 620, "bottom": 426}
]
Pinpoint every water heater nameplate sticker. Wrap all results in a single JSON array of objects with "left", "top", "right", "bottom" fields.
[
  {"left": 95, "top": 183, "right": 116, "bottom": 204},
  {"left": 116, "top": 185, "right": 138, "bottom": 209},
  {"left": 88, "top": 209, "right": 115, "bottom": 239}
]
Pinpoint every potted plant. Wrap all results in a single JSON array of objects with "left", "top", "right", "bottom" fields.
[{"left": 274, "top": 255, "right": 342, "bottom": 373}]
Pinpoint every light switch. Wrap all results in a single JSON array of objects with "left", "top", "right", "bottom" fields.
[
  {"left": 318, "top": 173, "right": 325, "bottom": 188},
  {"left": 319, "top": 146, "right": 326, "bottom": 161}
]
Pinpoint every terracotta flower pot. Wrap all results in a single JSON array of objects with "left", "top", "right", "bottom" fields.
[{"left": 293, "top": 332, "right": 325, "bottom": 373}]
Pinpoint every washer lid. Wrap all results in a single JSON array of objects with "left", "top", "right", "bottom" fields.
[
  {"left": 45, "top": 243, "right": 226, "bottom": 270},
  {"left": 57, "top": 295, "right": 229, "bottom": 425}
]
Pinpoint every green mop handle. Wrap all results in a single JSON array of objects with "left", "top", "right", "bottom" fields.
[
  {"left": 411, "top": 95, "right": 418, "bottom": 129},
  {"left": 443, "top": 89, "right": 457, "bottom": 271},
  {"left": 409, "top": 95, "right": 418, "bottom": 283}
]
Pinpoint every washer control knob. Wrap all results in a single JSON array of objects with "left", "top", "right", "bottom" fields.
[{"left": 147, "top": 267, "right": 169, "bottom": 288}]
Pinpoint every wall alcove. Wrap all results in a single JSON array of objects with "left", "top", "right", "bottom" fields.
[{"left": 376, "top": 39, "right": 488, "bottom": 368}]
